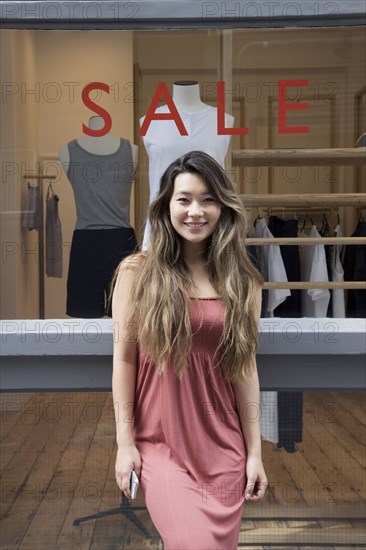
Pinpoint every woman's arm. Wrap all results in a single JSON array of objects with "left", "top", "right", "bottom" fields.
[
  {"left": 112, "top": 258, "right": 141, "bottom": 497},
  {"left": 231, "top": 284, "right": 268, "bottom": 501}
]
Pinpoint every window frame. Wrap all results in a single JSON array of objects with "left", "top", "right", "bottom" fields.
[{"left": 1, "top": 0, "right": 365, "bottom": 30}]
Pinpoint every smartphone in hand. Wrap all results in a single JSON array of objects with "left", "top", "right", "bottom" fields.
[{"left": 130, "top": 470, "right": 139, "bottom": 499}]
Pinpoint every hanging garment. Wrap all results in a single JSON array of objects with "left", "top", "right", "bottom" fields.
[
  {"left": 268, "top": 216, "right": 303, "bottom": 453},
  {"left": 277, "top": 391, "right": 303, "bottom": 453},
  {"left": 66, "top": 138, "right": 135, "bottom": 230},
  {"left": 343, "top": 220, "right": 366, "bottom": 318},
  {"left": 22, "top": 185, "right": 43, "bottom": 230},
  {"left": 249, "top": 217, "right": 291, "bottom": 317},
  {"left": 330, "top": 224, "right": 345, "bottom": 318},
  {"left": 320, "top": 215, "right": 334, "bottom": 317},
  {"left": 141, "top": 105, "right": 231, "bottom": 250},
  {"left": 355, "top": 133, "right": 366, "bottom": 147},
  {"left": 45, "top": 184, "right": 63, "bottom": 278},
  {"left": 299, "top": 225, "right": 330, "bottom": 317},
  {"left": 268, "top": 216, "right": 301, "bottom": 317}
]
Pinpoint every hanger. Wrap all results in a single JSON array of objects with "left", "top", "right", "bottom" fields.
[
  {"left": 300, "top": 213, "right": 314, "bottom": 233},
  {"left": 253, "top": 207, "right": 262, "bottom": 227},
  {"left": 27, "top": 180, "right": 38, "bottom": 189},
  {"left": 47, "top": 180, "right": 55, "bottom": 196},
  {"left": 330, "top": 209, "right": 340, "bottom": 237},
  {"left": 321, "top": 212, "right": 330, "bottom": 237}
]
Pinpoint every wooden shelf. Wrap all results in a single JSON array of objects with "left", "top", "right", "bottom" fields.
[
  {"left": 246, "top": 236, "right": 366, "bottom": 246},
  {"left": 240, "top": 193, "right": 366, "bottom": 208},
  {"left": 232, "top": 147, "right": 366, "bottom": 166}
]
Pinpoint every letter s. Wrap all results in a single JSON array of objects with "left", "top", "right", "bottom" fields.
[{"left": 82, "top": 82, "right": 112, "bottom": 137}]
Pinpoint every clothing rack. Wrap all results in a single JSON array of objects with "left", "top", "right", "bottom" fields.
[
  {"left": 241, "top": 193, "right": 366, "bottom": 291},
  {"left": 240, "top": 193, "right": 365, "bottom": 207},
  {"left": 23, "top": 173, "right": 57, "bottom": 319}
]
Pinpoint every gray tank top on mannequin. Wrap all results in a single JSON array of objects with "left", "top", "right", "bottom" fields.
[{"left": 67, "top": 138, "right": 134, "bottom": 230}]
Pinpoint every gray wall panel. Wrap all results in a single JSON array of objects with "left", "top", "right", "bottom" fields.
[
  {"left": 1, "top": 354, "right": 364, "bottom": 391},
  {"left": 1, "top": 319, "right": 365, "bottom": 391}
]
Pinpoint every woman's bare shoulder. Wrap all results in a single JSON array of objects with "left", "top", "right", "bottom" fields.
[
  {"left": 118, "top": 252, "right": 147, "bottom": 272},
  {"left": 113, "top": 253, "right": 147, "bottom": 297}
]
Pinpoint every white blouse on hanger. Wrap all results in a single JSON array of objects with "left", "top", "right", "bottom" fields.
[
  {"left": 249, "top": 217, "right": 291, "bottom": 316},
  {"left": 299, "top": 225, "right": 330, "bottom": 317}
]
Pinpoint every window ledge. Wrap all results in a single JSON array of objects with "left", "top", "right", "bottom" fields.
[{"left": 1, "top": 317, "right": 364, "bottom": 356}]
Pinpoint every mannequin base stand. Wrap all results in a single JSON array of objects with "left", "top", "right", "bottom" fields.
[{"left": 73, "top": 492, "right": 164, "bottom": 548}]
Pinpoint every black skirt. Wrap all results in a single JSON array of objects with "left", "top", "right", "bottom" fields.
[{"left": 66, "top": 227, "right": 138, "bottom": 318}]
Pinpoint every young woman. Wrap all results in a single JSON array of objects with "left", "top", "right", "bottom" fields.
[{"left": 111, "top": 150, "right": 267, "bottom": 550}]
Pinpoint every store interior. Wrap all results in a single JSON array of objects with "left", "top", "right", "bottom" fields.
[{"left": 1, "top": 27, "right": 365, "bottom": 319}]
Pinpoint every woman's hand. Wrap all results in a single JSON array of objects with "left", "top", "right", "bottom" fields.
[
  {"left": 115, "top": 443, "right": 141, "bottom": 498},
  {"left": 244, "top": 454, "right": 268, "bottom": 502}
]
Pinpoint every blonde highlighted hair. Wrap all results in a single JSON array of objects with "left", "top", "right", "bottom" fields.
[{"left": 109, "top": 150, "right": 263, "bottom": 382}]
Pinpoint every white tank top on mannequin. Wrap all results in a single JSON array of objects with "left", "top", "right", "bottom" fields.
[{"left": 141, "top": 101, "right": 233, "bottom": 251}]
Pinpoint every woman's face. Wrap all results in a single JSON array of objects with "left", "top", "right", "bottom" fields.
[{"left": 168, "top": 172, "right": 222, "bottom": 245}]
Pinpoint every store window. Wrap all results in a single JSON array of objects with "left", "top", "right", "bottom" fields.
[{"left": 1, "top": 26, "right": 365, "bottom": 320}]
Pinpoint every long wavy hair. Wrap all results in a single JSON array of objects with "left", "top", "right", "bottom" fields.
[{"left": 109, "top": 150, "right": 263, "bottom": 382}]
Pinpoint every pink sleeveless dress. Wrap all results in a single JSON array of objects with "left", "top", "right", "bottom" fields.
[{"left": 132, "top": 298, "right": 247, "bottom": 550}]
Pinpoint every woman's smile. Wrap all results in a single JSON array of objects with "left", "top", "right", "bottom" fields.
[{"left": 184, "top": 222, "right": 208, "bottom": 232}]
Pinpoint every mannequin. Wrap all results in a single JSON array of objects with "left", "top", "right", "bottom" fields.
[
  {"left": 59, "top": 115, "right": 138, "bottom": 164},
  {"left": 58, "top": 116, "right": 138, "bottom": 318},
  {"left": 163, "top": 80, "right": 214, "bottom": 113},
  {"left": 140, "top": 81, "right": 234, "bottom": 250},
  {"left": 139, "top": 80, "right": 234, "bottom": 127}
]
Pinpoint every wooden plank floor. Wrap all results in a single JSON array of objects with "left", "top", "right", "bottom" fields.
[{"left": 0, "top": 392, "right": 365, "bottom": 550}]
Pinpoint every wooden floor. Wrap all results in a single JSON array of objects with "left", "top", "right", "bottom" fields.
[{"left": 0, "top": 391, "right": 365, "bottom": 550}]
